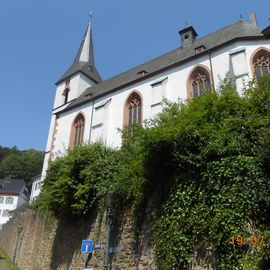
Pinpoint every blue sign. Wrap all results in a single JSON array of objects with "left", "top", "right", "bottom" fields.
[{"left": 81, "top": 240, "right": 94, "bottom": 253}]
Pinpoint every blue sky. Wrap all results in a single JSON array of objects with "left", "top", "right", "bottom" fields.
[{"left": 0, "top": 0, "right": 269, "bottom": 150}]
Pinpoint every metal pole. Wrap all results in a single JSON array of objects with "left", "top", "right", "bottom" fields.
[
  {"left": 104, "top": 207, "right": 112, "bottom": 270},
  {"left": 83, "top": 253, "right": 87, "bottom": 269},
  {"left": 12, "top": 231, "right": 21, "bottom": 263}
]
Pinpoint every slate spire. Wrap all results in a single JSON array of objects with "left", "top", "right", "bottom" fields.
[{"left": 57, "top": 22, "right": 102, "bottom": 84}]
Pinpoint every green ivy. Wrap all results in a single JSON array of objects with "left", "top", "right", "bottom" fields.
[
  {"left": 147, "top": 77, "right": 270, "bottom": 269},
  {"left": 36, "top": 141, "right": 146, "bottom": 217}
]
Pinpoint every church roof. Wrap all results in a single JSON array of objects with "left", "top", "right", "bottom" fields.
[
  {"left": 56, "top": 23, "right": 102, "bottom": 84},
  {"left": 63, "top": 20, "right": 265, "bottom": 112},
  {"left": 0, "top": 179, "right": 26, "bottom": 195}
]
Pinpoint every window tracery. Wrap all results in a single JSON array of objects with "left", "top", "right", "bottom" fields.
[
  {"left": 124, "top": 92, "right": 142, "bottom": 131},
  {"left": 70, "top": 113, "right": 85, "bottom": 147},
  {"left": 187, "top": 66, "right": 211, "bottom": 98},
  {"left": 192, "top": 72, "right": 210, "bottom": 97},
  {"left": 253, "top": 51, "right": 270, "bottom": 79}
]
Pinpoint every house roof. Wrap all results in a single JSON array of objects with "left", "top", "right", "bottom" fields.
[
  {"left": 0, "top": 179, "right": 26, "bottom": 195},
  {"left": 56, "top": 23, "right": 102, "bottom": 85},
  {"left": 61, "top": 20, "right": 265, "bottom": 113}
]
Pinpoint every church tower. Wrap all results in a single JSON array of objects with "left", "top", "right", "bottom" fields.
[
  {"left": 36, "top": 22, "right": 102, "bottom": 201},
  {"left": 53, "top": 22, "right": 102, "bottom": 109}
]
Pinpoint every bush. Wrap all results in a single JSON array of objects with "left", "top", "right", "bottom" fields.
[{"left": 36, "top": 141, "right": 145, "bottom": 217}]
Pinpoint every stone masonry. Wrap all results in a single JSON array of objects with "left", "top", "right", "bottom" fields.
[{"left": 0, "top": 206, "right": 210, "bottom": 270}]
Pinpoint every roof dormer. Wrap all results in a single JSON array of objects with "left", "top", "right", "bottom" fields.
[{"left": 179, "top": 26, "right": 198, "bottom": 48}]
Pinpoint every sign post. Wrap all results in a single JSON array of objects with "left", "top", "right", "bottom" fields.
[{"left": 81, "top": 240, "right": 94, "bottom": 269}]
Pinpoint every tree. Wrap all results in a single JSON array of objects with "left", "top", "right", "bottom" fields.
[
  {"left": 0, "top": 149, "right": 44, "bottom": 185},
  {"left": 0, "top": 145, "right": 19, "bottom": 163}
]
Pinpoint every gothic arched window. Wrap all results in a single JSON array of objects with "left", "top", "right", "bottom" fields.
[
  {"left": 124, "top": 92, "right": 142, "bottom": 131},
  {"left": 252, "top": 48, "right": 270, "bottom": 79},
  {"left": 187, "top": 66, "right": 211, "bottom": 98},
  {"left": 70, "top": 113, "right": 85, "bottom": 147}
]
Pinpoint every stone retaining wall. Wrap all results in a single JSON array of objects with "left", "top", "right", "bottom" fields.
[
  {"left": 0, "top": 206, "right": 210, "bottom": 270},
  {"left": 0, "top": 206, "right": 157, "bottom": 270}
]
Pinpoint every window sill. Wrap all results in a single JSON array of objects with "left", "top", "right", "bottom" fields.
[
  {"left": 151, "top": 102, "right": 162, "bottom": 107},
  {"left": 92, "top": 123, "right": 103, "bottom": 129}
]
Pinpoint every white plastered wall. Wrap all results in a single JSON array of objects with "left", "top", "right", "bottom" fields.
[
  {"left": 209, "top": 40, "right": 270, "bottom": 92},
  {"left": 0, "top": 195, "right": 18, "bottom": 224},
  {"left": 90, "top": 54, "right": 211, "bottom": 147},
  {"left": 50, "top": 102, "right": 93, "bottom": 158},
  {"left": 53, "top": 73, "right": 95, "bottom": 109},
  {"left": 41, "top": 113, "right": 56, "bottom": 178},
  {"left": 78, "top": 73, "right": 95, "bottom": 97},
  {"left": 41, "top": 72, "right": 96, "bottom": 177},
  {"left": 42, "top": 39, "right": 270, "bottom": 180},
  {"left": 30, "top": 177, "right": 42, "bottom": 203},
  {"left": 90, "top": 40, "right": 270, "bottom": 148}
]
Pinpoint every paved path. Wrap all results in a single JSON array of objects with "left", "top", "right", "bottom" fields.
[{"left": 0, "top": 256, "right": 8, "bottom": 270}]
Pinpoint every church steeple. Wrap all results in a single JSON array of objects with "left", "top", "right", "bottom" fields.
[{"left": 56, "top": 22, "right": 102, "bottom": 84}]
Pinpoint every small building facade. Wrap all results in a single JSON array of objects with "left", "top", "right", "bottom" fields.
[
  {"left": 0, "top": 179, "right": 29, "bottom": 226},
  {"left": 29, "top": 175, "right": 42, "bottom": 204}
]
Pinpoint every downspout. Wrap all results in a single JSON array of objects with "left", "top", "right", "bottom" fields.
[
  {"left": 208, "top": 49, "right": 216, "bottom": 92},
  {"left": 89, "top": 99, "right": 95, "bottom": 143}
]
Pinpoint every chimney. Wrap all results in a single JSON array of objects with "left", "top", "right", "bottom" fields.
[
  {"left": 179, "top": 26, "right": 198, "bottom": 48},
  {"left": 249, "top": 11, "right": 258, "bottom": 26}
]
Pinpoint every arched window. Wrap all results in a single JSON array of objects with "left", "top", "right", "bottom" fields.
[
  {"left": 123, "top": 92, "right": 142, "bottom": 131},
  {"left": 63, "top": 88, "right": 70, "bottom": 104},
  {"left": 187, "top": 66, "right": 211, "bottom": 98},
  {"left": 70, "top": 113, "right": 85, "bottom": 147},
  {"left": 252, "top": 48, "right": 270, "bottom": 79},
  {"left": 63, "top": 80, "right": 70, "bottom": 104}
]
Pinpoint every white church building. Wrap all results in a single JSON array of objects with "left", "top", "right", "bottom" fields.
[{"left": 34, "top": 12, "right": 270, "bottom": 199}]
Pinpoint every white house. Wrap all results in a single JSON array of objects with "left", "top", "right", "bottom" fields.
[
  {"left": 40, "top": 12, "right": 270, "bottom": 187},
  {"left": 0, "top": 179, "right": 29, "bottom": 226},
  {"left": 29, "top": 175, "right": 42, "bottom": 204}
]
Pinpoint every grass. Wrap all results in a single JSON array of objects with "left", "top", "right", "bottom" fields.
[{"left": 0, "top": 248, "right": 20, "bottom": 270}]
